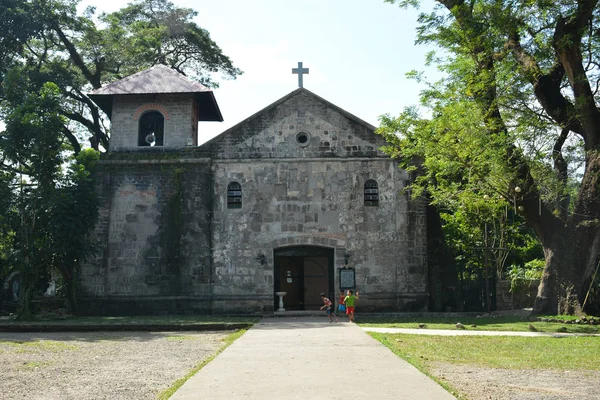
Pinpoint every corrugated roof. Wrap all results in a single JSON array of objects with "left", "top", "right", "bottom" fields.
[{"left": 89, "top": 64, "right": 211, "bottom": 95}]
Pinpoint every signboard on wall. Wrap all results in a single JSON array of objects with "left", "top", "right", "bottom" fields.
[{"left": 339, "top": 268, "right": 356, "bottom": 290}]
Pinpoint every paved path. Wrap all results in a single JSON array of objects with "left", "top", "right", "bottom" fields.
[
  {"left": 363, "top": 327, "right": 600, "bottom": 337},
  {"left": 171, "top": 317, "right": 455, "bottom": 400}
]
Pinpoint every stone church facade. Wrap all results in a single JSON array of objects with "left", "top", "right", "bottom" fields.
[{"left": 79, "top": 65, "right": 429, "bottom": 315}]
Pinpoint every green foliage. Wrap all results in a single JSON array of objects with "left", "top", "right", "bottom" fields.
[
  {"left": 0, "top": 0, "right": 241, "bottom": 151},
  {"left": 49, "top": 148, "right": 100, "bottom": 309},
  {"left": 0, "top": 71, "right": 100, "bottom": 317},
  {"left": 99, "top": 0, "right": 241, "bottom": 86},
  {"left": 381, "top": 0, "right": 600, "bottom": 313},
  {"left": 509, "top": 259, "right": 545, "bottom": 283},
  {"left": 508, "top": 259, "right": 544, "bottom": 303},
  {"left": 0, "top": 0, "right": 42, "bottom": 72},
  {"left": 0, "top": 78, "right": 66, "bottom": 318}
]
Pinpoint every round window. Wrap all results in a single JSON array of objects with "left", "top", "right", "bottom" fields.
[{"left": 296, "top": 131, "right": 311, "bottom": 147}]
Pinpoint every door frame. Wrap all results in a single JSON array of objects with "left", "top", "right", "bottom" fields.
[{"left": 273, "top": 245, "right": 335, "bottom": 311}]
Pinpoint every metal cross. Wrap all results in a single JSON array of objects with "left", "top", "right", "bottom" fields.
[{"left": 292, "top": 62, "right": 309, "bottom": 88}]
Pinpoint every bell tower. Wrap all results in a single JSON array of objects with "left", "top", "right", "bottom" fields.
[{"left": 89, "top": 64, "right": 223, "bottom": 151}]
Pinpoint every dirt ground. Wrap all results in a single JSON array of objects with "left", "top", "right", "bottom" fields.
[
  {"left": 432, "top": 362, "right": 600, "bottom": 400},
  {"left": 0, "top": 331, "right": 229, "bottom": 399}
]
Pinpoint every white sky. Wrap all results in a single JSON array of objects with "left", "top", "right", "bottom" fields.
[{"left": 85, "top": 0, "right": 441, "bottom": 143}]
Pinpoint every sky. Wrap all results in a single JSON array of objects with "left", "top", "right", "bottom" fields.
[{"left": 84, "top": 0, "right": 440, "bottom": 143}]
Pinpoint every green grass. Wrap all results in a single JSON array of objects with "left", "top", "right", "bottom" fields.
[
  {"left": 0, "top": 315, "right": 259, "bottom": 326},
  {"left": 369, "top": 333, "right": 465, "bottom": 398},
  {"left": 157, "top": 329, "right": 248, "bottom": 400},
  {"left": 370, "top": 332, "right": 600, "bottom": 400},
  {"left": 165, "top": 334, "right": 203, "bottom": 341},
  {"left": 358, "top": 315, "right": 600, "bottom": 334},
  {"left": 371, "top": 333, "right": 600, "bottom": 370}
]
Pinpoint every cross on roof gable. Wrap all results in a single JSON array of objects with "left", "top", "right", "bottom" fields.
[{"left": 202, "top": 87, "right": 377, "bottom": 148}]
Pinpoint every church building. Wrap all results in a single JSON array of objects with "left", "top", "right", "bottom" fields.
[{"left": 79, "top": 64, "right": 429, "bottom": 315}]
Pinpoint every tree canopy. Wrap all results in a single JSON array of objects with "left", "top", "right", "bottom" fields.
[
  {"left": 380, "top": 0, "right": 600, "bottom": 314},
  {"left": 0, "top": 0, "right": 241, "bottom": 152}
]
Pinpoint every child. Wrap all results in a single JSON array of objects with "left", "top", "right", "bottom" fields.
[
  {"left": 344, "top": 290, "right": 359, "bottom": 322},
  {"left": 320, "top": 293, "right": 338, "bottom": 323},
  {"left": 337, "top": 290, "right": 346, "bottom": 316}
]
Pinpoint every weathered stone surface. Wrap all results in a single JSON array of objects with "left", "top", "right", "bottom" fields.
[
  {"left": 110, "top": 94, "right": 198, "bottom": 150},
  {"left": 79, "top": 85, "right": 429, "bottom": 315}
]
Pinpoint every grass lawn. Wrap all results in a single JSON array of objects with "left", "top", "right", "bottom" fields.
[
  {"left": 371, "top": 333, "right": 600, "bottom": 370},
  {"left": 0, "top": 315, "right": 259, "bottom": 326},
  {"left": 358, "top": 315, "right": 600, "bottom": 334},
  {"left": 370, "top": 332, "right": 600, "bottom": 399}
]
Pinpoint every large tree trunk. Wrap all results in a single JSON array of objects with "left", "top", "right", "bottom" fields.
[
  {"left": 534, "top": 152, "right": 600, "bottom": 314},
  {"left": 535, "top": 228, "right": 600, "bottom": 314},
  {"left": 434, "top": 0, "right": 600, "bottom": 315}
]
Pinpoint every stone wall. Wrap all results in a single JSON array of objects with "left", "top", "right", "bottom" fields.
[
  {"left": 79, "top": 88, "right": 429, "bottom": 315},
  {"left": 209, "top": 157, "right": 428, "bottom": 313},
  {"left": 78, "top": 156, "right": 213, "bottom": 315},
  {"left": 206, "top": 89, "right": 384, "bottom": 160},
  {"left": 110, "top": 94, "right": 196, "bottom": 150}
]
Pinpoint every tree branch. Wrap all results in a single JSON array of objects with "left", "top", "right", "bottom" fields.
[
  {"left": 51, "top": 23, "right": 101, "bottom": 88},
  {"left": 62, "top": 126, "right": 81, "bottom": 154},
  {"left": 65, "top": 90, "right": 109, "bottom": 150},
  {"left": 506, "top": 32, "right": 584, "bottom": 135},
  {"left": 552, "top": 0, "right": 600, "bottom": 149}
]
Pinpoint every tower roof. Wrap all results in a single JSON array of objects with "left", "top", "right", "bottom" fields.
[{"left": 88, "top": 64, "right": 223, "bottom": 121}]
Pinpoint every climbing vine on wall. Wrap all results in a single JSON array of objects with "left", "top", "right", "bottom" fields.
[{"left": 163, "top": 167, "right": 184, "bottom": 293}]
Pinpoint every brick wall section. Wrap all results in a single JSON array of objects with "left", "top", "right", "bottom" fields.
[{"left": 110, "top": 94, "right": 196, "bottom": 150}]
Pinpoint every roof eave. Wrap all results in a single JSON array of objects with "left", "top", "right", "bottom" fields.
[{"left": 88, "top": 94, "right": 113, "bottom": 119}]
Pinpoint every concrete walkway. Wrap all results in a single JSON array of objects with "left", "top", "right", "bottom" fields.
[
  {"left": 171, "top": 317, "right": 455, "bottom": 400},
  {"left": 363, "top": 327, "right": 600, "bottom": 337}
]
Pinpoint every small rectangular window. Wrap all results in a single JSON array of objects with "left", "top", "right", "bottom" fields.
[
  {"left": 364, "top": 179, "right": 379, "bottom": 207},
  {"left": 227, "top": 182, "right": 242, "bottom": 209}
]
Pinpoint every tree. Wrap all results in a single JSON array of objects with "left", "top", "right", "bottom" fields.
[
  {"left": 1, "top": 68, "right": 100, "bottom": 316},
  {"left": 0, "top": 74, "right": 65, "bottom": 318},
  {"left": 382, "top": 0, "right": 600, "bottom": 314},
  {"left": 49, "top": 148, "right": 100, "bottom": 312},
  {"left": 0, "top": 0, "right": 241, "bottom": 152}
]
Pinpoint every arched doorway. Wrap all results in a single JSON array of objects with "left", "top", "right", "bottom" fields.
[{"left": 274, "top": 246, "right": 334, "bottom": 310}]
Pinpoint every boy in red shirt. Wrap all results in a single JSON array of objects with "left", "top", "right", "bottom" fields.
[
  {"left": 320, "top": 293, "right": 338, "bottom": 323},
  {"left": 337, "top": 290, "right": 346, "bottom": 316}
]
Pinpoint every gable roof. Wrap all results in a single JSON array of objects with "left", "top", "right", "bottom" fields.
[
  {"left": 202, "top": 88, "right": 376, "bottom": 147},
  {"left": 88, "top": 64, "right": 222, "bottom": 121}
]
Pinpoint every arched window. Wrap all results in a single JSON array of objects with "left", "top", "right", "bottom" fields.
[
  {"left": 138, "top": 111, "right": 164, "bottom": 146},
  {"left": 227, "top": 182, "right": 242, "bottom": 209},
  {"left": 364, "top": 179, "right": 379, "bottom": 206}
]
